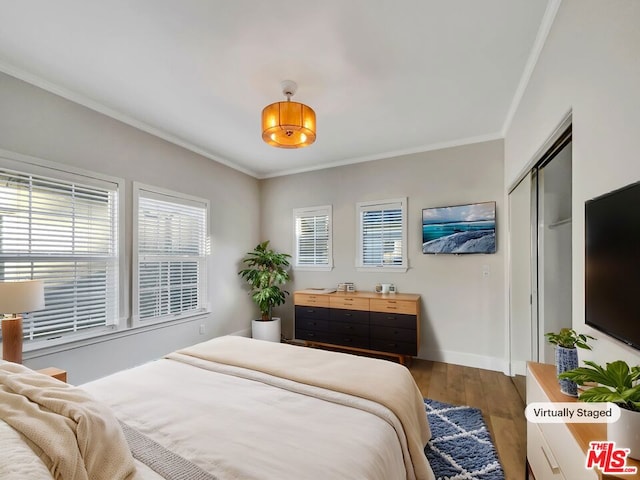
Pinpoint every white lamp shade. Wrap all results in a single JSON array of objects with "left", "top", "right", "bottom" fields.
[{"left": 0, "top": 280, "right": 45, "bottom": 314}]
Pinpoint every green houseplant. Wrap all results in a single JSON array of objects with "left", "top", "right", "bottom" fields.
[
  {"left": 545, "top": 328, "right": 595, "bottom": 396},
  {"left": 559, "top": 360, "right": 640, "bottom": 412},
  {"left": 545, "top": 328, "right": 595, "bottom": 350},
  {"left": 238, "top": 241, "right": 291, "bottom": 342},
  {"left": 559, "top": 360, "right": 640, "bottom": 459}
]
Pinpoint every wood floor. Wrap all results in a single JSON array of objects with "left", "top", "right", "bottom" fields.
[{"left": 409, "top": 359, "right": 526, "bottom": 480}]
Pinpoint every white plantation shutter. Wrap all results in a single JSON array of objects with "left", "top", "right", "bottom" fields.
[
  {"left": 294, "top": 206, "right": 332, "bottom": 270},
  {"left": 357, "top": 198, "right": 407, "bottom": 270},
  {"left": 0, "top": 167, "right": 119, "bottom": 341},
  {"left": 134, "top": 184, "right": 208, "bottom": 322}
]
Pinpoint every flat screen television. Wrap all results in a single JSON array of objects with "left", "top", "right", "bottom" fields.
[
  {"left": 422, "top": 201, "right": 496, "bottom": 254},
  {"left": 585, "top": 180, "right": 640, "bottom": 350}
]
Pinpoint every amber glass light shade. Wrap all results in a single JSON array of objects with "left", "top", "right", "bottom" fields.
[{"left": 262, "top": 100, "right": 316, "bottom": 149}]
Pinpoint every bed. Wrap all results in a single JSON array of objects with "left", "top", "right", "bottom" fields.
[{"left": 0, "top": 336, "right": 435, "bottom": 480}]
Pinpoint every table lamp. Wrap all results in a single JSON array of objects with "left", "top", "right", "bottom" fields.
[{"left": 0, "top": 280, "right": 45, "bottom": 363}]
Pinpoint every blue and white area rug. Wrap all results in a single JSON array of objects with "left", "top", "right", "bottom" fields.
[{"left": 424, "top": 399, "right": 505, "bottom": 480}]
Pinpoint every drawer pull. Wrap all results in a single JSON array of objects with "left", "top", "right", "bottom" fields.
[
  {"left": 387, "top": 306, "right": 397, "bottom": 310},
  {"left": 344, "top": 298, "right": 353, "bottom": 301},
  {"left": 308, "top": 333, "right": 315, "bottom": 338},
  {"left": 540, "top": 442, "right": 560, "bottom": 473},
  {"left": 386, "top": 316, "right": 396, "bottom": 320},
  {"left": 306, "top": 309, "right": 315, "bottom": 313}
]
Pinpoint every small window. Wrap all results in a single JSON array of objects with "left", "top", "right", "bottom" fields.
[
  {"left": 133, "top": 183, "right": 209, "bottom": 324},
  {"left": 356, "top": 198, "right": 407, "bottom": 272},
  {"left": 293, "top": 205, "right": 333, "bottom": 271}
]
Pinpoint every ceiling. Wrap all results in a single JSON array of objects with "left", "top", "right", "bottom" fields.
[{"left": 0, "top": 0, "right": 554, "bottom": 178}]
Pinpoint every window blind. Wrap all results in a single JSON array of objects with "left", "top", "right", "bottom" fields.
[
  {"left": 294, "top": 206, "right": 332, "bottom": 268},
  {"left": 358, "top": 200, "right": 406, "bottom": 268},
  {"left": 0, "top": 167, "right": 119, "bottom": 340},
  {"left": 136, "top": 188, "right": 207, "bottom": 321}
]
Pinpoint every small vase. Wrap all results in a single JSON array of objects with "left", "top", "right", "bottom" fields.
[{"left": 556, "top": 346, "right": 579, "bottom": 396}]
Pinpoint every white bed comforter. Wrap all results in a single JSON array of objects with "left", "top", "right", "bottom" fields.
[{"left": 1, "top": 337, "right": 435, "bottom": 480}]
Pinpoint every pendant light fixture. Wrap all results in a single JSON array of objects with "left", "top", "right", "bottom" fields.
[{"left": 262, "top": 80, "right": 316, "bottom": 149}]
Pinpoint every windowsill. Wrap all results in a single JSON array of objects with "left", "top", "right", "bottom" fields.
[
  {"left": 293, "top": 266, "right": 334, "bottom": 272},
  {"left": 19, "top": 310, "right": 211, "bottom": 360},
  {"left": 356, "top": 266, "right": 408, "bottom": 273}
]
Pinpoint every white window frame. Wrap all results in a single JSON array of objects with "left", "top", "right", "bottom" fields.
[
  {"left": 0, "top": 149, "right": 125, "bottom": 349},
  {"left": 132, "top": 182, "right": 210, "bottom": 326},
  {"left": 293, "top": 205, "right": 333, "bottom": 271},
  {"left": 356, "top": 197, "right": 408, "bottom": 272}
]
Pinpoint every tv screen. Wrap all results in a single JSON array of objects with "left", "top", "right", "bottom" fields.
[
  {"left": 422, "top": 201, "right": 496, "bottom": 254},
  {"left": 585, "top": 181, "right": 640, "bottom": 350}
]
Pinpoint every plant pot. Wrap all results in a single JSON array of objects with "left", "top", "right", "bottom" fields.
[
  {"left": 251, "top": 317, "right": 281, "bottom": 343},
  {"left": 608, "top": 406, "right": 640, "bottom": 460},
  {"left": 555, "top": 346, "right": 579, "bottom": 397}
]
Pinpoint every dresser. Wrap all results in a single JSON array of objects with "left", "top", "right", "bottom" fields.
[
  {"left": 527, "top": 362, "right": 640, "bottom": 480},
  {"left": 294, "top": 290, "right": 420, "bottom": 364}
]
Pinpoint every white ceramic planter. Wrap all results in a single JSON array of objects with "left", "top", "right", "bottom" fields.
[
  {"left": 608, "top": 406, "right": 640, "bottom": 460},
  {"left": 251, "top": 317, "right": 281, "bottom": 343}
]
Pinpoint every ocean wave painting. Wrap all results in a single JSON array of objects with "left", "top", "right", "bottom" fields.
[{"left": 422, "top": 202, "right": 496, "bottom": 254}]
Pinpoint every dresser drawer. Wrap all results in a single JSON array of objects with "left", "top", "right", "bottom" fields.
[
  {"left": 330, "top": 308, "right": 369, "bottom": 324},
  {"left": 330, "top": 321, "right": 369, "bottom": 337},
  {"left": 294, "top": 293, "right": 330, "bottom": 308},
  {"left": 329, "top": 296, "right": 370, "bottom": 311},
  {"left": 370, "top": 298, "right": 417, "bottom": 315},
  {"left": 296, "top": 317, "right": 329, "bottom": 332},
  {"left": 330, "top": 334, "right": 369, "bottom": 350},
  {"left": 295, "top": 305, "right": 330, "bottom": 320},
  {"left": 526, "top": 365, "right": 599, "bottom": 480},
  {"left": 370, "top": 325, "right": 416, "bottom": 343},
  {"left": 296, "top": 329, "right": 331, "bottom": 343},
  {"left": 370, "top": 311, "right": 416, "bottom": 330},
  {"left": 528, "top": 422, "right": 566, "bottom": 480},
  {"left": 370, "top": 339, "right": 416, "bottom": 356}
]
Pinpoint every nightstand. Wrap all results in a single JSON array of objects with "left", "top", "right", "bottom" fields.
[{"left": 36, "top": 367, "right": 67, "bottom": 383}]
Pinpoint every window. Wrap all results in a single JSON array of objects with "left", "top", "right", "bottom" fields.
[
  {"left": 133, "top": 183, "right": 209, "bottom": 324},
  {"left": 0, "top": 163, "right": 120, "bottom": 342},
  {"left": 356, "top": 198, "right": 408, "bottom": 272},
  {"left": 293, "top": 205, "right": 333, "bottom": 270}
]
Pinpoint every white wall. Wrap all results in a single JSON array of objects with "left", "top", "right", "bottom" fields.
[
  {"left": 0, "top": 72, "right": 260, "bottom": 384},
  {"left": 261, "top": 140, "right": 507, "bottom": 371},
  {"left": 505, "top": 0, "right": 640, "bottom": 366}
]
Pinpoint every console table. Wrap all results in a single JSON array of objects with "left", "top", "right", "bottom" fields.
[
  {"left": 294, "top": 290, "right": 420, "bottom": 364},
  {"left": 527, "top": 362, "right": 640, "bottom": 479}
]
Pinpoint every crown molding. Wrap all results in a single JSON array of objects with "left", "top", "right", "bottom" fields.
[
  {"left": 0, "top": 61, "right": 258, "bottom": 178},
  {"left": 501, "top": 0, "right": 562, "bottom": 137}
]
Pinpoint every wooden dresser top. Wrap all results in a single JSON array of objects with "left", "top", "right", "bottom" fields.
[
  {"left": 295, "top": 289, "right": 420, "bottom": 302},
  {"left": 528, "top": 362, "right": 640, "bottom": 479}
]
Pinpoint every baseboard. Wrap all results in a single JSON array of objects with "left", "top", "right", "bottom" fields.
[
  {"left": 228, "top": 328, "right": 251, "bottom": 337},
  {"left": 510, "top": 360, "right": 528, "bottom": 377},
  {"left": 417, "top": 348, "right": 508, "bottom": 373}
]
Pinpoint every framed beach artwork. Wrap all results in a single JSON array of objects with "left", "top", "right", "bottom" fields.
[{"left": 422, "top": 201, "right": 496, "bottom": 254}]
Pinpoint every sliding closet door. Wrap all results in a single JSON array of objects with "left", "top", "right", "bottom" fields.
[
  {"left": 508, "top": 172, "right": 536, "bottom": 375},
  {"left": 537, "top": 142, "right": 572, "bottom": 363}
]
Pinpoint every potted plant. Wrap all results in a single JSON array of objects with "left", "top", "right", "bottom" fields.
[
  {"left": 545, "top": 328, "right": 595, "bottom": 396},
  {"left": 559, "top": 360, "right": 640, "bottom": 459},
  {"left": 238, "top": 241, "right": 291, "bottom": 342}
]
